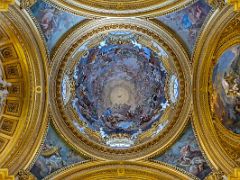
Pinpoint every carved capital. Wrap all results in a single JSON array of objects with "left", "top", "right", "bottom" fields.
[
  {"left": 0, "top": 0, "right": 14, "bottom": 11},
  {"left": 20, "top": 0, "right": 36, "bottom": 9},
  {"left": 0, "top": 169, "right": 14, "bottom": 180},
  {"left": 229, "top": 168, "right": 240, "bottom": 180},
  {"left": 227, "top": 0, "right": 240, "bottom": 11}
]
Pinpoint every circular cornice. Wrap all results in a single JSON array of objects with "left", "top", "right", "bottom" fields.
[
  {"left": 0, "top": 6, "right": 48, "bottom": 174},
  {"left": 46, "top": 161, "right": 196, "bottom": 179},
  {"left": 192, "top": 6, "right": 239, "bottom": 174},
  {"left": 45, "top": 0, "right": 195, "bottom": 17},
  {"left": 49, "top": 18, "right": 192, "bottom": 160}
]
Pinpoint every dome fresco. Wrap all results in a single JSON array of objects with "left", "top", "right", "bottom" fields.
[
  {"left": 212, "top": 45, "right": 240, "bottom": 134},
  {"left": 61, "top": 31, "right": 179, "bottom": 148}
]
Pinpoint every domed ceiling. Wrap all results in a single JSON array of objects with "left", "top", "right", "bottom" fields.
[
  {"left": 1, "top": 0, "right": 240, "bottom": 179},
  {"left": 62, "top": 31, "right": 178, "bottom": 148}
]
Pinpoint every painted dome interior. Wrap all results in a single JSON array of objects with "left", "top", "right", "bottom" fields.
[
  {"left": 61, "top": 31, "right": 179, "bottom": 148},
  {"left": 1, "top": 0, "right": 240, "bottom": 179}
]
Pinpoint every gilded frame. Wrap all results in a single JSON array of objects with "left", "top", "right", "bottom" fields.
[
  {"left": 49, "top": 18, "right": 192, "bottom": 160},
  {"left": 44, "top": 0, "right": 195, "bottom": 17},
  {"left": 193, "top": 6, "right": 240, "bottom": 174},
  {"left": 45, "top": 161, "right": 197, "bottom": 180},
  {"left": 0, "top": 5, "right": 48, "bottom": 174}
]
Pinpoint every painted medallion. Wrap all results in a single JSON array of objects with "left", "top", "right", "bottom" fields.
[{"left": 212, "top": 45, "right": 240, "bottom": 134}]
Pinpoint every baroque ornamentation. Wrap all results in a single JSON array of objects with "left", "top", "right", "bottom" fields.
[
  {"left": 0, "top": 169, "right": 14, "bottom": 180},
  {"left": 46, "top": 161, "right": 195, "bottom": 179},
  {"left": 0, "top": 5, "right": 48, "bottom": 175},
  {"left": 193, "top": 5, "right": 240, "bottom": 175},
  {"left": 207, "top": 0, "right": 226, "bottom": 9},
  {"left": 20, "top": 0, "right": 36, "bottom": 8},
  {"left": 227, "top": 0, "right": 240, "bottom": 11},
  {"left": 228, "top": 168, "right": 240, "bottom": 179},
  {"left": 17, "top": 170, "right": 36, "bottom": 180},
  {"left": 0, "top": 0, "right": 14, "bottom": 11},
  {"left": 44, "top": 0, "right": 194, "bottom": 17},
  {"left": 49, "top": 18, "right": 191, "bottom": 160}
]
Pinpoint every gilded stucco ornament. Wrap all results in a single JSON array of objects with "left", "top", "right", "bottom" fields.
[
  {"left": 45, "top": 161, "right": 196, "bottom": 180},
  {"left": 193, "top": 5, "right": 240, "bottom": 174},
  {"left": 207, "top": 0, "right": 226, "bottom": 9},
  {"left": 0, "top": 5, "right": 48, "bottom": 175},
  {"left": 0, "top": 169, "right": 14, "bottom": 180},
  {"left": 44, "top": 0, "right": 195, "bottom": 17},
  {"left": 227, "top": 0, "right": 240, "bottom": 11},
  {"left": 49, "top": 18, "right": 192, "bottom": 160},
  {"left": 0, "top": 0, "right": 14, "bottom": 11},
  {"left": 19, "top": 0, "right": 36, "bottom": 8}
]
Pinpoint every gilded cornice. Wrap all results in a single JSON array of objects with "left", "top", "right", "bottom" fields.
[
  {"left": 0, "top": 5, "right": 48, "bottom": 175},
  {"left": 43, "top": 0, "right": 196, "bottom": 17},
  {"left": 45, "top": 161, "right": 196, "bottom": 180},
  {"left": 192, "top": 5, "right": 240, "bottom": 174},
  {"left": 49, "top": 17, "right": 192, "bottom": 160}
]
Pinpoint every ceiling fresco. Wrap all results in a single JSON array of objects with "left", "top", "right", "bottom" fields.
[
  {"left": 1, "top": 0, "right": 240, "bottom": 179},
  {"left": 30, "top": 0, "right": 85, "bottom": 52},
  {"left": 30, "top": 124, "right": 87, "bottom": 179},
  {"left": 65, "top": 31, "right": 175, "bottom": 148},
  {"left": 156, "top": 0, "right": 212, "bottom": 53},
  {"left": 212, "top": 45, "right": 240, "bottom": 134},
  {"left": 49, "top": 17, "right": 192, "bottom": 161},
  {"left": 154, "top": 123, "right": 212, "bottom": 179}
]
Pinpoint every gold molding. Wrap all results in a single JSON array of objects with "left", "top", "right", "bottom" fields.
[
  {"left": 227, "top": 0, "right": 240, "bottom": 11},
  {"left": 19, "top": 0, "right": 36, "bottom": 9},
  {"left": 44, "top": 0, "right": 195, "bottom": 17},
  {"left": 0, "top": 5, "right": 48, "bottom": 175},
  {"left": 192, "top": 6, "right": 239, "bottom": 174},
  {"left": 0, "top": 169, "right": 14, "bottom": 180},
  {"left": 207, "top": 0, "right": 226, "bottom": 9},
  {"left": 228, "top": 168, "right": 240, "bottom": 180},
  {"left": 49, "top": 18, "right": 191, "bottom": 160},
  {"left": 0, "top": 0, "right": 14, "bottom": 11},
  {"left": 46, "top": 161, "right": 196, "bottom": 180}
]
